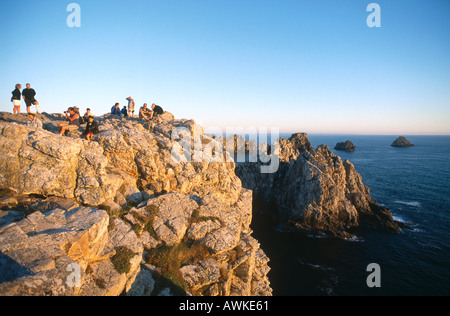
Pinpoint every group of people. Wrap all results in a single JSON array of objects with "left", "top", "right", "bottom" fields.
[
  {"left": 59, "top": 99, "right": 165, "bottom": 142},
  {"left": 111, "top": 97, "right": 164, "bottom": 121},
  {"left": 11, "top": 83, "right": 43, "bottom": 131},
  {"left": 140, "top": 103, "right": 164, "bottom": 121},
  {"left": 11, "top": 85, "right": 166, "bottom": 143},
  {"left": 58, "top": 107, "right": 99, "bottom": 142},
  {"left": 11, "top": 83, "right": 40, "bottom": 115}
]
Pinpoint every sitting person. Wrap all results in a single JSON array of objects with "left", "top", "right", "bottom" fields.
[
  {"left": 59, "top": 107, "right": 80, "bottom": 136},
  {"left": 121, "top": 106, "right": 128, "bottom": 118},
  {"left": 151, "top": 103, "right": 164, "bottom": 117},
  {"left": 82, "top": 116, "right": 99, "bottom": 142},
  {"left": 80, "top": 108, "right": 93, "bottom": 124},
  {"left": 111, "top": 103, "right": 122, "bottom": 117},
  {"left": 26, "top": 112, "right": 43, "bottom": 129},
  {"left": 139, "top": 103, "right": 153, "bottom": 121}
]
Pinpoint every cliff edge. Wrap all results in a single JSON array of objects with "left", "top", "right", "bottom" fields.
[{"left": 0, "top": 112, "right": 272, "bottom": 296}]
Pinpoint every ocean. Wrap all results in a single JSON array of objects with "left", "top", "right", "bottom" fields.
[{"left": 249, "top": 134, "right": 450, "bottom": 296}]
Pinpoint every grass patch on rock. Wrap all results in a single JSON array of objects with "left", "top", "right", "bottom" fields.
[
  {"left": 129, "top": 204, "right": 160, "bottom": 240},
  {"left": 190, "top": 208, "right": 221, "bottom": 225},
  {"left": 111, "top": 246, "right": 136, "bottom": 274},
  {"left": 145, "top": 240, "right": 211, "bottom": 293}
]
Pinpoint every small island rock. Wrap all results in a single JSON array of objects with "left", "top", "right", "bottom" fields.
[
  {"left": 334, "top": 140, "right": 356, "bottom": 152},
  {"left": 391, "top": 137, "right": 415, "bottom": 148}
]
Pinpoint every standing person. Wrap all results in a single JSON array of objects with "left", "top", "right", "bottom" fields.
[
  {"left": 26, "top": 112, "right": 43, "bottom": 129},
  {"left": 111, "top": 103, "right": 122, "bottom": 117},
  {"left": 82, "top": 116, "right": 99, "bottom": 142},
  {"left": 11, "top": 84, "right": 22, "bottom": 114},
  {"left": 59, "top": 107, "right": 80, "bottom": 136},
  {"left": 22, "top": 83, "right": 40, "bottom": 114},
  {"left": 126, "top": 97, "right": 135, "bottom": 117}
]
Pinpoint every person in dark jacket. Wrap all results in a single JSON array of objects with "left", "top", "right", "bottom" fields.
[
  {"left": 121, "top": 106, "right": 128, "bottom": 118},
  {"left": 151, "top": 103, "right": 164, "bottom": 117},
  {"left": 82, "top": 116, "right": 99, "bottom": 142},
  {"left": 11, "top": 84, "right": 22, "bottom": 114},
  {"left": 22, "top": 83, "right": 40, "bottom": 114}
]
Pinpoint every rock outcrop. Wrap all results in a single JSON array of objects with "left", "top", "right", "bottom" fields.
[
  {"left": 236, "top": 133, "right": 401, "bottom": 239},
  {"left": 0, "top": 112, "right": 272, "bottom": 296},
  {"left": 0, "top": 206, "right": 143, "bottom": 296},
  {"left": 334, "top": 140, "right": 356, "bottom": 152},
  {"left": 391, "top": 136, "right": 415, "bottom": 148}
]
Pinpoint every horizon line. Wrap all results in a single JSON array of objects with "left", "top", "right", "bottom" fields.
[{"left": 1, "top": 110, "right": 449, "bottom": 136}]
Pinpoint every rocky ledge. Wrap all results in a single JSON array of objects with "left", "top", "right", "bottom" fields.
[
  {"left": 391, "top": 136, "right": 415, "bottom": 148},
  {"left": 0, "top": 112, "right": 271, "bottom": 296},
  {"left": 236, "top": 133, "right": 402, "bottom": 239}
]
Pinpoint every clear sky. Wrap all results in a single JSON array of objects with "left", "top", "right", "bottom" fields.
[{"left": 1, "top": 0, "right": 449, "bottom": 134}]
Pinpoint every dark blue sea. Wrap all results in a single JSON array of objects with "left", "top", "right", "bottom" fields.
[{"left": 249, "top": 134, "right": 450, "bottom": 296}]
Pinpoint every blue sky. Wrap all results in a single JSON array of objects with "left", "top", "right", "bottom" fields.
[{"left": 1, "top": 0, "right": 449, "bottom": 134}]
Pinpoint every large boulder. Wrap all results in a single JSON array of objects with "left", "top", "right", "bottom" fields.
[{"left": 0, "top": 207, "right": 143, "bottom": 296}]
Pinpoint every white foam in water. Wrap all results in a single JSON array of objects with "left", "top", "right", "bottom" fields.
[
  {"left": 394, "top": 201, "right": 422, "bottom": 208},
  {"left": 343, "top": 235, "right": 365, "bottom": 243},
  {"left": 298, "top": 260, "right": 336, "bottom": 272},
  {"left": 307, "top": 234, "right": 327, "bottom": 239},
  {"left": 392, "top": 215, "right": 408, "bottom": 223}
]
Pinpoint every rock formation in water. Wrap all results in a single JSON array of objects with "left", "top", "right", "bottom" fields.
[
  {"left": 334, "top": 140, "right": 356, "bottom": 152},
  {"left": 0, "top": 112, "right": 272, "bottom": 296},
  {"left": 236, "top": 133, "right": 401, "bottom": 239},
  {"left": 391, "top": 136, "right": 415, "bottom": 148}
]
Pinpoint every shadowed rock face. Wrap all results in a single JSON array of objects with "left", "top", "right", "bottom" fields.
[
  {"left": 236, "top": 133, "right": 401, "bottom": 239},
  {"left": 0, "top": 112, "right": 272, "bottom": 297},
  {"left": 391, "top": 136, "right": 415, "bottom": 147}
]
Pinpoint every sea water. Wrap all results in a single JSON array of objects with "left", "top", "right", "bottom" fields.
[{"left": 249, "top": 134, "right": 450, "bottom": 296}]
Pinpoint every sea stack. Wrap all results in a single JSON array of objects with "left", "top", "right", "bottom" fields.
[
  {"left": 334, "top": 140, "right": 356, "bottom": 152},
  {"left": 391, "top": 136, "right": 415, "bottom": 148},
  {"left": 236, "top": 133, "right": 401, "bottom": 239}
]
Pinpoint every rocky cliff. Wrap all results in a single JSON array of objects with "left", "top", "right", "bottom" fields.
[
  {"left": 0, "top": 112, "right": 272, "bottom": 296},
  {"left": 236, "top": 133, "right": 401, "bottom": 239}
]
